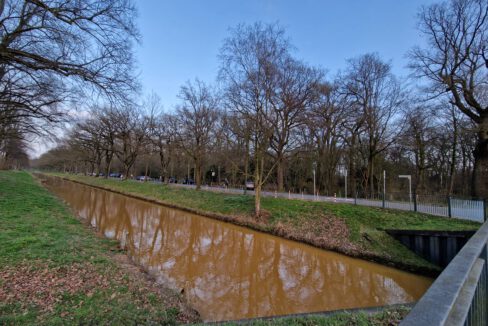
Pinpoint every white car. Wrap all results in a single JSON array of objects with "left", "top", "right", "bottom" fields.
[{"left": 245, "top": 181, "right": 254, "bottom": 190}]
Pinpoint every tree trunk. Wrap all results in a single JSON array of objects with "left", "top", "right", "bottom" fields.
[
  {"left": 448, "top": 113, "right": 458, "bottom": 195},
  {"left": 472, "top": 115, "right": 488, "bottom": 198},
  {"left": 348, "top": 134, "right": 357, "bottom": 197},
  {"left": 144, "top": 159, "right": 149, "bottom": 182},
  {"left": 254, "top": 183, "right": 261, "bottom": 217},
  {"left": 195, "top": 157, "right": 201, "bottom": 190},
  {"left": 244, "top": 138, "right": 250, "bottom": 194},
  {"left": 414, "top": 133, "right": 426, "bottom": 192},
  {"left": 95, "top": 158, "right": 101, "bottom": 177},
  {"left": 368, "top": 154, "right": 374, "bottom": 196},
  {"left": 124, "top": 165, "right": 131, "bottom": 181},
  {"left": 276, "top": 156, "right": 284, "bottom": 192},
  {"left": 159, "top": 146, "right": 171, "bottom": 183},
  {"left": 254, "top": 147, "right": 262, "bottom": 218},
  {"left": 104, "top": 151, "right": 113, "bottom": 178}
]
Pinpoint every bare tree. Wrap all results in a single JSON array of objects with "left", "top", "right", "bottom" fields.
[
  {"left": 151, "top": 113, "right": 173, "bottom": 182},
  {"left": 113, "top": 105, "right": 151, "bottom": 179},
  {"left": 0, "top": 0, "right": 139, "bottom": 149},
  {"left": 68, "top": 119, "right": 104, "bottom": 175},
  {"left": 91, "top": 106, "right": 119, "bottom": 178},
  {"left": 270, "top": 58, "right": 322, "bottom": 192},
  {"left": 174, "top": 79, "right": 219, "bottom": 190},
  {"left": 402, "top": 105, "right": 437, "bottom": 192},
  {"left": 219, "top": 22, "right": 290, "bottom": 217},
  {"left": 304, "top": 82, "right": 348, "bottom": 194},
  {"left": 342, "top": 53, "right": 404, "bottom": 196},
  {"left": 220, "top": 110, "right": 254, "bottom": 189},
  {"left": 143, "top": 93, "right": 173, "bottom": 182},
  {"left": 410, "top": 0, "right": 488, "bottom": 197}
]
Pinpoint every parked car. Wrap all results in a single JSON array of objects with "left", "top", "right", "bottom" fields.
[
  {"left": 136, "top": 176, "right": 152, "bottom": 181},
  {"left": 183, "top": 178, "right": 195, "bottom": 185},
  {"left": 109, "top": 172, "right": 122, "bottom": 178},
  {"left": 245, "top": 181, "right": 254, "bottom": 190},
  {"left": 168, "top": 177, "right": 177, "bottom": 183}
]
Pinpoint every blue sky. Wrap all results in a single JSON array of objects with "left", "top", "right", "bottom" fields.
[
  {"left": 135, "top": 0, "right": 436, "bottom": 111},
  {"left": 31, "top": 1, "right": 439, "bottom": 157}
]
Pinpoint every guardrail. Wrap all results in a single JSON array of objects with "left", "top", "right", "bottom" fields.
[{"left": 400, "top": 220, "right": 488, "bottom": 326}]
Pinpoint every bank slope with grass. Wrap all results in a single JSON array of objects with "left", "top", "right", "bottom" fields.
[
  {"left": 50, "top": 173, "right": 481, "bottom": 275},
  {"left": 0, "top": 171, "right": 200, "bottom": 325}
]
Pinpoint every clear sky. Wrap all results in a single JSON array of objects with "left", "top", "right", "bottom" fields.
[
  {"left": 31, "top": 0, "right": 437, "bottom": 158},
  {"left": 135, "top": 0, "right": 436, "bottom": 111}
]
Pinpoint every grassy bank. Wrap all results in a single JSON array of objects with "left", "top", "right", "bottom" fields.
[
  {"left": 51, "top": 173, "right": 480, "bottom": 274},
  {"left": 0, "top": 171, "right": 200, "bottom": 325}
]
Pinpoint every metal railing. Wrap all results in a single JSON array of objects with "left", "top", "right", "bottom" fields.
[
  {"left": 400, "top": 220, "right": 488, "bottom": 326},
  {"left": 353, "top": 193, "right": 486, "bottom": 223}
]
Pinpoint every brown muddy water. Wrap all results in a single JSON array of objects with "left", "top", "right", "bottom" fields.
[{"left": 43, "top": 177, "right": 433, "bottom": 322}]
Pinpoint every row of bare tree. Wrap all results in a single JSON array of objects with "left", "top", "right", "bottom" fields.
[
  {"left": 5, "top": 0, "right": 488, "bottom": 217},
  {"left": 34, "top": 20, "right": 478, "bottom": 216}
]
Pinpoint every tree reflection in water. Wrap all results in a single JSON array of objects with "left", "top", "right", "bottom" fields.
[{"left": 45, "top": 177, "right": 432, "bottom": 322}]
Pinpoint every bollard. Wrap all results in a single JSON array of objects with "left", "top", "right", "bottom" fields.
[
  {"left": 288, "top": 190, "right": 291, "bottom": 199},
  {"left": 334, "top": 193, "right": 336, "bottom": 203}
]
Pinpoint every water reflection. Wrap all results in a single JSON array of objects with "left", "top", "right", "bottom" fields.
[{"left": 44, "top": 177, "right": 432, "bottom": 321}]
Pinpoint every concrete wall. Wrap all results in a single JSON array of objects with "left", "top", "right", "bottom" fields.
[{"left": 386, "top": 230, "right": 476, "bottom": 268}]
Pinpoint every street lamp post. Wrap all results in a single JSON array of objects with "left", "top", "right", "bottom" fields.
[
  {"left": 399, "top": 175, "right": 412, "bottom": 206},
  {"left": 344, "top": 169, "right": 348, "bottom": 200}
]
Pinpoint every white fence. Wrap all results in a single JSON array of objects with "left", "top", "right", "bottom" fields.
[{"left": 351, "top": 195, "right": 485, "bottom": 222}]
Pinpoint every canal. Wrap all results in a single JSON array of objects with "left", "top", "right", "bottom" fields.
[{"left": 43, "top": 176, "right": 433, "bottom": 322}]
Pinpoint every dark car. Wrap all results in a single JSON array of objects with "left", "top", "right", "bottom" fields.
[
  {"left": 109, "top": 172, "right": 122, "bottom": 178},
  {"left": 183, "top": 178, "right": 195, "bottom": 185},
  {"left": 168, "top": 177, "right": 177, "bottom": 183}
]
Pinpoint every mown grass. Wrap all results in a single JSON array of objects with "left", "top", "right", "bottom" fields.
[
  {"left": 51, "top": 173, "right": 480, "bottom": 273},
  {"left": 217, "top": 306, "right": 410, "bottom": 326},
  {"left": 0, "top": 171, "right": 198, "bottom": 325}
]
